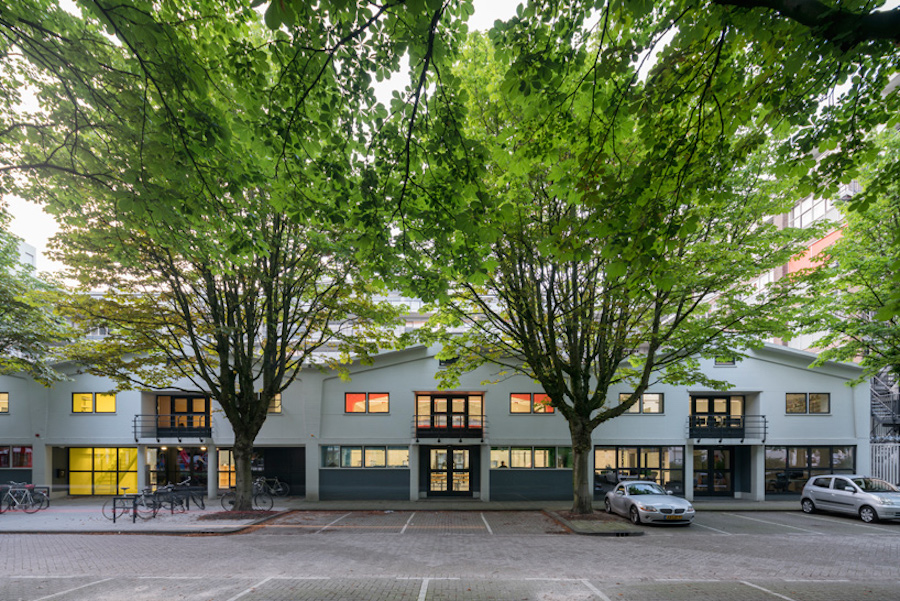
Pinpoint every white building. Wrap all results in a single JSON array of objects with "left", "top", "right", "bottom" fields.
[{"left": 0, "top": 343, "right": 868, "bottom": 502}]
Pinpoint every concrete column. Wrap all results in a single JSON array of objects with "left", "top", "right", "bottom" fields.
[
  {"left": 409, "top": 443, "right": 419, "bottom": 501},
  {"left": 208, "top": 444, "right": 218, "bottom": 499},
  {"left": 136, "top": 444, "right": 147, "bottom": 490},
  {"left": 479, "top": 444, "right": 490, "bottom": 501},
  {"left": 305, "top": 442, "right": 320, "bottom": 501},
  {"left": 685, "top": 442, "right": 694, "bottom": 502},
  {"left": 751, "top": 445, "right": 766, "bottom": 501}
]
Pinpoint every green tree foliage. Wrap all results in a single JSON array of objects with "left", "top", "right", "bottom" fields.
[
  {"left": 0, "top": 206, "right": 72, "bottom": 384},
  {"left": 1, "top": 1, "right": 410, "bottom": 508},
  {"left": 803, "top": 129, "right": 900, "bottom": 382},
  {"left": 403, "top": 16, "right": 827, "bottom": 511}
]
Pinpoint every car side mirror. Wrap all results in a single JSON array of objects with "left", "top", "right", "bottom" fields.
[
  {"left": 666, "top": 490, "right": 674, "bottom": 495},
  {"left": 615, "top": 490, "right": 624, "bottom": 496}
]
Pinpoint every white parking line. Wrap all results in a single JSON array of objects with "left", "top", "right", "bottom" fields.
[
  {"left": 30, "top": 578, "right": 113, "bottom": 601},
  {"left": 580, "top": 579, "right": 613, "bottom": 601},
  {"left": 224, "top": 577, "right": 274, "bottom": 601},
  {"left": 314, "top": 512, "right": 351, "bottom": 534},
  {"left": 795, "top": 512, "right": 899, "bottom": 532},
  {"left": 741, "top": 580, "right": 798, "bottom": 601},
  {"left": 400, "top": 511, "right": 416, "bottom": 534},
  {"left": 480, "top": 512, "right": 494, "bottom": 535},
  {"left": 723, "top": 512, "right": 823, "bottom": 534},
  {"left": 690, "top": 522, "right": 733, "bottom": 535}
]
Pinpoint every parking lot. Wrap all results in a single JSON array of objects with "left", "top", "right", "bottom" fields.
[{"left": 1, "top": 509, "right": 898, "bottom": 600}]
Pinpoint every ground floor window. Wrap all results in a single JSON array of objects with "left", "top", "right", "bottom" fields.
[
  {"left": 490, "top": 446, "right": 573, "bottom": 469},
  {"left": 321, "top": 445, "right": 410, "bottom": 468},
  {"left": 594, "top": 446, "right": 685, "bottom": 494},
  {"left": 217, "top": 449, "right": 264, "bottom": 489},
  {"left": 0, "top": 445, "right": 32, "bottom": 469},
  {"left": 68, "top": 447, "right": 138, "bottom": 495},
  {"left": 765, "top": 445, "right": 855, "bottom": 494},
  {"left": 150, "top": 446, "right": 208, "bottom": 488}
]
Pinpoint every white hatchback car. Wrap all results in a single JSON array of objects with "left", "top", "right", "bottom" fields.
[
  {"left": 604, "top": 480, "right": 695, "bottom": 525},
  {"left": 800, "top": 474, "right": 900, "bottom": 523}
]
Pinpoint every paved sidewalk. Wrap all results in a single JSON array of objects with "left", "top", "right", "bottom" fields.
[{"left": 0, "top": 495, "right": 800, "bottom": 535}]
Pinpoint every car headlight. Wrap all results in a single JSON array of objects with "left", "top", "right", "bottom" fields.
[
  {"left": 686, "top": 505, "right": 695, "bottom": 512},
  {"left": 637, "top": 504, "right": 658, "bottom": 512},
  {"left": 874, "top": 496, "right": 897, "bottom": 506}
]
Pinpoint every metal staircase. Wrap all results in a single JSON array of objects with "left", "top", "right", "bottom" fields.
[{"left": 871, "top": 368, "right": 900, "bottom": 441}]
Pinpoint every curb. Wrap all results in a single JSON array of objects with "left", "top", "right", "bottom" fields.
[{"left": 545, "top": 510, "right": 644, "bottom": 537}]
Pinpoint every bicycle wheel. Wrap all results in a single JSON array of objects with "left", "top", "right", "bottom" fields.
[
  {"left": 220, "top": 491, "right": 236, "bottom": 511},
  {"left": 272, "top": 481, "right": 290, "bottom": 497},
  {"left": 23, "top": 494, "right": 41, "bottom": 513},
  {"left": 135, "top": 495, "right": 158, "bottom": 520},
  {"left": 101, "top": 499, "right": 127, "bottom": 521},
  {"left": 33, "top": 491, "right": 50, "bottom": 510},
  {"left": 252, "top": 491, "right": 273, "bottom": 511}
]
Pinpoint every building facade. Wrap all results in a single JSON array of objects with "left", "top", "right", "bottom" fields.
[{"left": 0, "top": 343, "right": 869, "bottom": 502}]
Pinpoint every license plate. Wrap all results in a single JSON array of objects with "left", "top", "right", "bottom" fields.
[{"left": 664, "top": 515, "right": 682, "bottom": 520}]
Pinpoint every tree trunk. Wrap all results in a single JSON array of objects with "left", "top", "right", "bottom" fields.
[
  {"left": 569, "top": 419, "right": 594, "bottom": 514},
  {"left": 231, "top": 429, "right": 255, "bottom": 511}
]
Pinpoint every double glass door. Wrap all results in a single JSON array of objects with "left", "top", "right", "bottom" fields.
[
  {"left": 693, "top": 447, "right": 733, "bottom": 496},
  {"left": 429, "top": 447, "right": 471, "bottom": 496}
]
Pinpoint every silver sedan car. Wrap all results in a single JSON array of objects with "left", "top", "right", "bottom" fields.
[
  {"left": 800, "top": 474, "right": 900, "bottom": 523},
  {"left": 604, "top": 480, "right": 695, "bottom": 525}
]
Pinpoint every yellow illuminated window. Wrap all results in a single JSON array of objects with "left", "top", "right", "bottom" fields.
[
  {"left": 72, "top": 392, "right": 116, "bottom": 413},
  {"left": 96, "top": 393, "right": 116, "bottom": 413},
  {"left": 73, "top": 393, "right": 94, "bottom": 413},
  {"left": 0, "top": 392, "right": 8, "bottom": 413},
  {"left": 268, "top": 393, "right": 282, "bottom": 414}
]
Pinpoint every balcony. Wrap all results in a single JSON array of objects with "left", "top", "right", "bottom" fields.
[
  {"left": 133, "top": 414, "right": 212, "bottom": 442},
  {"left": 687, "top": 415, "right": 767, "bottom": 443},
  {"left": 412, "top": 416, "right": 487, "bottom": 442}
]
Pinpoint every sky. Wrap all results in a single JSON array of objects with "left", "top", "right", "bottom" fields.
[{"left": 4, "top": 0, "right": 523, "bottom": 273}]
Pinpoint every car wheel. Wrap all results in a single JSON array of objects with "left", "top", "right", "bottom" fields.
[
  {"left": 801, "top": 498, "right": 816, "bottom": 514},
  {"left": 859, "top": 505, "right": 878, "bottom": 523},
  {"left": 604, "top": 499, "right": 612, "bottom": 514},
  {"left": 629, "top": 506, "right": 641, "bottom": 525}
]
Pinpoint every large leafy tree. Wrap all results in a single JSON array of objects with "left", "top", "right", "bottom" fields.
[
  {"left": 803, "top": 129, "right": 900, "bottom": 382},
  {"left": 0, "top": 0, "right": 414, "bottom": 508},
  {"left": 398, "top": 13, "right": 824, "bottom": 512},
  {"left": 0, "top": 206, "right": 73, "bottom": 383}
]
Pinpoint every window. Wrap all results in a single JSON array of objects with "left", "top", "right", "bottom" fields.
[
  {"left": 267, "top": 393, "right": 282, "bottom": 414},
  {"left": 786, "top": 393, "right": 830, "bottom": 414},
  {"left": 714, "top": 356, "right": 736, "bottom": 366},
  {"left": 765, "top": 445, "right": 855, "bottom": 494},
  {"left": 594, "top": 446, "right": 685, "bottom": 494},
  {"left": 344, "top": 392, "right": 389, "bottom": 413},
  {"left": 509, "top": 393, "right": 554, "bottom": 414},
  {"left": 321, "top": 445, "right": 409, "bottom": 468},
  {"left": 68, "top": 447, "right": 137, "bottom": 495},
  {"left": 0, "top": 392, "right": 7, "bottom": 413},
  {"left": 72, "top": 392, "right": 116, "bottom": 413},
  {"left": 0, "top": 445, "right": 32, "bottom": 469},
  {"left": 490, "top": 447, "right": 573, "bottom": 469},
  {"left": 619, "top": 393, "right": 664, "bottom": 414}
]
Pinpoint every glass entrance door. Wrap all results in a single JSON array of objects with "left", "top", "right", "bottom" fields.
[
  {"left": 693, "top": 447, "right": 734, "bottom": 496},
  {"left": 429, "top": 448, "right": 471, "bottom": 496}
]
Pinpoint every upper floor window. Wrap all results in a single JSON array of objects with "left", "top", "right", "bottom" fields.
[
  {"left": 714, "top": 356, "right": 736, "bottom": 366},
  {"left": 267, "top": 393, "right": 282, "bottom": 414},
  {"left": 786, "top": 393, "right": 830, "bottom": 414},
  {"left": 619, "top": 393, "right": 664, "bottom": 414},
  {"left": 345, "top": 392, "right": 389, "bottom": 414},
  {"left": 0, "top": 392, "right": 8, "bottom": 413},
  {"left": 73, "top": 392, "right": 116, "bottom": 413},
  {"left": 510, "top": 393, "right": 554, "bottom": 414}
]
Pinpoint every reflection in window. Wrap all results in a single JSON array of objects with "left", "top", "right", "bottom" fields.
[
  {"left": 344, "top": 393, "right": 390, "bottom": 414},
  {"left": 618, "top": 393, "right": 664, "bottom": 414}
]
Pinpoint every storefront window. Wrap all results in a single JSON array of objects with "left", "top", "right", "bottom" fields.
[{"left": 68, "top": 447, "right": 137, "bottom": 495}]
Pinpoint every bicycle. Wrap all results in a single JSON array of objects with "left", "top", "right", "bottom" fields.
[
  {"left": 173, "top": 477, "right": 205, "bottom": 509},
  {"left": 255, "top": 476, "right": 290, "bottom": 497},
  {"left": 219, "top": 483, "right": 273, "bottom": 511},
  {"left": 101, "top": 487, "right": 157, "bottom": 521},
  {"left": 0, "top": 483, "right": 45, "bottom": 513}
]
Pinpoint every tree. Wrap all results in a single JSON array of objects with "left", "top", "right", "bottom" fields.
[
  {"left": 0, "top": 206, "right": 73, "bottom": 384},
  {"left": 1, "top": 0, "right": 403, "bottom": 509},
  {"left": 803, "top": 129, "right": 900, "bottom": 382},
  {"left": 400, "top": 16, "right": 821, "bottom": 512}
]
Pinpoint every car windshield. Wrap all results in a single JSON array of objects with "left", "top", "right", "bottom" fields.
[
  {"left": 626, "top": 483, "right": 666, "bottom": 495},
  {"left": 852, "top": 478, "right": 899, "bottom": 493}
]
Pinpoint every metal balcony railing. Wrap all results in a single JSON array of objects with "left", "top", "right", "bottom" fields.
[
  {"left": 686, "top": 415, "right": 767, "bottom": 443},
  {"left": 133, "top": 414, "right": 212, "bottom": 442},
  {"left": 411, "top": 416, "right": 487, "bottom": 442}
]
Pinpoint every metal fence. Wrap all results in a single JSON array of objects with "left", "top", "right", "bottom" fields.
[{"left": 871, "top": 443, "right": 900, "bottom": 485}]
